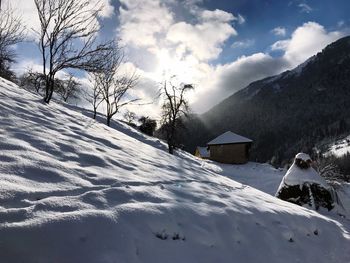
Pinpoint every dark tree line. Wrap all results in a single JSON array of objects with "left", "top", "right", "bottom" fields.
[{"left": 139, "top": 116, "right": 157, "bottom": 136}]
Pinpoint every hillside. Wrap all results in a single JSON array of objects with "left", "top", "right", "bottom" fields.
[
  {"left": 0, "top": 77, "right": 349, "bottom": 262},
  {"left": 182, "top": 36, "right": 350, "bottom": 164},
  {"left": 326, "top": 134, "right": 350, "bottom": 157}
]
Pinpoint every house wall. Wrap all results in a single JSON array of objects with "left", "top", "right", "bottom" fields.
[{"left": 209, "top": 143, "right": 249, "bottom": 164}]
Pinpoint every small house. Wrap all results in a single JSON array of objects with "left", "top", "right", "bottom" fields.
[
  {"left": 194, "top": 146, "right": 210, "bottom": 159},
  {"left": 206, "top": 131, "right": 252, "bottom": 164}
]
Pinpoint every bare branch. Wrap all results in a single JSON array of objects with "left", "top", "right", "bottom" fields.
[
  {"left": 160, "top": 77, "right": 194, "bottom": 154},
  {"left": 33, "top": 0, "right": 113, "bottom": 103},
  {"left": 0, "top": 5, "right": 24, "bottom": 80}
]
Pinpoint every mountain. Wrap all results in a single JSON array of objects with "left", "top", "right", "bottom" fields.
[
  {"left": 182, "top": 36, "right": 350, "bottom": 164},
  {"left": 1, "top": 77, "right": 350, "bottom": 262}
]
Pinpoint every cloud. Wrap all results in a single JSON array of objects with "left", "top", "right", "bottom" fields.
[
  {"left": 114, "top": 0, "right": 241, "bottom": 116},
  {"left": 118, "top": 2, "right": 239, "bottom": 61},
  {"left": 231, "top": 39, "right": 255, "bottom": 49},
  {"left": 200, "top": 9, "right": 235, "bottom": 22},
  {"left": 118, "top": 0, "right": 346, "bottom": 116},
  {"left": 271, "top": 27, "right": 287, "bottom": 36},
  {"left": 192, "top": 53, "right": 289, "bottom": 112},
  {"left": 271, "top": 22, "right": 344, "bottom": 66},
  {"left": 192, "top": 21, "right": 345, "bottom": 112},
  {"left": 237, "top": 14, "right": 246, "bottom": 24},
  {"left": 6, "top": 0, "right": 114, "bottom": 38},
  {"left": 337, "top": 20, "right": 345, "bottom": 28},
  {"left": 298, "top": 3, "right": 312, "bottom": 13},
  {"left": 118, "top": 0, "right": 174, "bottom": 49},
  {"left": 166, "top": 9, "right": 237, "bottom": 61},
  {"left": 13, "top": 60, "right": 43, "bottom": 75}
]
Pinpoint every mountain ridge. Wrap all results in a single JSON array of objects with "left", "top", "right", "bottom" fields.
[{"left": 182, "top": 35, "right": 350, "bottom": 164}]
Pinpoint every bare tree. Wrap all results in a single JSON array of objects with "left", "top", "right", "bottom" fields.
[
  {"left": 34, "top": 0, "right": 112, "bottom": 103},
  {"left": 85, "top": 73, "right": 103, "bottom": 119},
  {"left": 123, "top": 110, "right": 136, "bottom": 126},
  {"left": 160, "top": 78, "right": 193, "bottom": 154},
  {"left": 56, "top": 73, "right": 81, "bottom": 102},
  {"left": 0, "top": 4, "right": 24, "bottom": 80},
  {"left": 20, "top": 69, "right": 46, "bottom": 94},
  {"left": 95, "top": 46, "right": 139, "bottom": 126},
  {"left": 314, "top": 154, "right": 350, "bottom": 187}
]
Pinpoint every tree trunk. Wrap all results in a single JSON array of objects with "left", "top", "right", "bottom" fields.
[
  {"left": 168, "top": 143, "right": 173, "bottom": 154},
  {"left": 44, "top": 75, "right": 55, "bottom": 103},
  {"left": 167, "top": 121, "right": 176, "bottom": 155},
  {"left": 107, "top": 115, "right": 111, "bottom": 126}
]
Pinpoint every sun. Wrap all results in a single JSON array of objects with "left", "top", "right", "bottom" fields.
[{"left": 154, "top": 48, "right": 194, "bottom": 84}]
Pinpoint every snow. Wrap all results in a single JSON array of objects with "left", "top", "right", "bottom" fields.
[
  {"left": 207, "top": 131, "right": 252, "bottom": 145},
  {"left": 277, "top": 162, "right": 329, "bottom": 190},
  {"left": 295, "top": 152, "right": 312, "bottom": 161},
  {"left": 327, "top": 135, "right": 350, "bottom": 157},
  {"left": 0, "top": 77, "right": 350, "bottom": 262},
  {"left": 201, "top": 161, "right": 285, "bottom": 195}
]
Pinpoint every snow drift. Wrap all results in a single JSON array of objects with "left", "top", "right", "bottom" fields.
[{"left": 0, "top": 77, "right": 349, "bottom": 263}]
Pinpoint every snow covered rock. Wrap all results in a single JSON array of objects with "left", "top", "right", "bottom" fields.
[{"left": 276, "top": 153, "right": 335, "bottom": 211}]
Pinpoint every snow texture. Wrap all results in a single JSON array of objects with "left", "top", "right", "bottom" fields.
[
  {"left": 207, "top": 131, "right": 252, "bottom": 145},
  {"left": 0, "top": 77, "right": 349, "bottom": 263},
  {"left": 295, "top": 152, "right": 311, "bottom": 161},
  {"left": 277, "top": 162, "right": 329, "bottom": 190}
]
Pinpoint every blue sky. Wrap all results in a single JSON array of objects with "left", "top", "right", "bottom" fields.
[{"left": 10, "top": 0, "right": 350, "bottom": 116}]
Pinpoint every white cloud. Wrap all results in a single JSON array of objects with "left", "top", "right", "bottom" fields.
[
  {"left": 192, "top": 21, "right": 345, "bottom": 112},
  {"left": 200, "top": 9, "right": 235, "bottom": 23},
  {"left": 166, "top": 18, "right": 236, "bottom": 61},
  {"left": 192, "top": 53, "right": 288, "bottom": 112},
  {"left": 114, "top": 2, "right": 346, "bottom": 117},
  {"left": 98, "top": 0, "right": 115, "bottom": 18},
  {"left": 271, "top": 22, "right": 344, "bottom": 66},
  {"left": 13, "top": 60, "right": 43, "bottom": 75},
  {"left": 166, "top": 9, "right": 237, "bottom": 61},
  {"left": 237, "top": 14, "right": 246, "bottom": 24},
  {"left": 231, "top": 39, "right": 255, "bottom": 49},
  {"left": 337, "top": 20, "right": 345, "bottom": 28},
  {"left": 114, "top": 0, "right": 242, "bottom": 116},
  {"left": 298, "top": 3, "right": 312, "bottom": 13},
  {"left": 5, "top": 0, "right": 114, "bottom": 38},
  {"left": 271, "top": 27, "right": 287, "bottom": 36},
  {"left": 118, "top": 0, "right": 174, "bottom": 49}
]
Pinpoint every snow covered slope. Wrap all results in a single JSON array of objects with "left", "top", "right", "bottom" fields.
[
  {"left": 0, "top": 77, "right": 350, "bottom": 263},
  {"left": 201, "top": 161, "right": 285, "bottom": 195},
  {"left": 327, "top": 135, "right": 350, "bottom": 157}
]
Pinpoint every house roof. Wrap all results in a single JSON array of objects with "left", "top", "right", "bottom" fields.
[
  {"left": 196, "top": 146, "right": 210, "bottom": 158},
  {"left": 207, "top": 131, "right": 252, "bottom": 145}
]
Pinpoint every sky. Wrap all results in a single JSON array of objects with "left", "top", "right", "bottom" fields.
[{"left": 7, "top": 0, "right": 350, "bottom": 118}]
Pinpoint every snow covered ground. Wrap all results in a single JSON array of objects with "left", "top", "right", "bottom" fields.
[
  {"left": 201, "top": 161, "right": 285, "bottom": 195},
  {"left": 0, "top": 77, "right": 350, "bottom": 263},
  {"left": 327, "top": 135, "right": 350, "bottom": 157}
]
